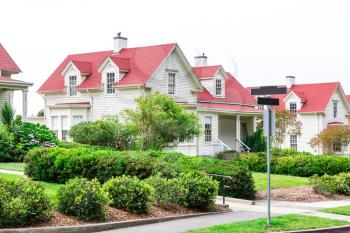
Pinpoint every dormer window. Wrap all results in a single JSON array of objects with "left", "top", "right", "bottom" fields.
[
  {"left": 215, "top": 79, "right": 223, "bottom": 96},
  {"left": 289, "top": 102, "right": 297, "bottom": 114},
  {"left": 106, "top": 72, "right": 116, "bottom": 94},
  {"left": 167, "top": 72, "right": 176, "bottom": 95},
  {"left": 68, "top": 75, "right": 77, "bottom": 97}
]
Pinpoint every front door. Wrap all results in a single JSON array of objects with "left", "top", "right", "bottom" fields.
[{"left": 240, "top": 122, "right": 248, "bottom": 141}]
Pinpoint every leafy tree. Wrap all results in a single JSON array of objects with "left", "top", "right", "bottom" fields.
[
  {"left": 123, "top": 92, "right": 201, "bottom": 150},
  {"left": 244, "top": 125, "right": 266, "bottom": 152},
  {"left": 274, "top": 109, "right": 302, "bottom": 149},
  {"left": 37, "top": 109, "right": 44, "bottom": 117},
  {"left": 0, "top": 102, "right": 16, "bottom": 132},
  {"left": 309, "top": 126, "right": 350, "bottom": 154}
]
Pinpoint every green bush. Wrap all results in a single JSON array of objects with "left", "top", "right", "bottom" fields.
[
  {"left": 244, "top": 126, "right": 266, "bottom": 152},
  {"left": 103, "top": 176, "right": 154, "bottom": 214},
  {"left": 310, "top": 173, "right": 350, "bottom": 195},
  {"left": 216, "top": 150, "right": 240, "bottom": 160},
  {"left": 145, "top": 175, "right": 184, "bottom": 208},
  {"left": 178, "top": 172, "right": 219, "bottom": 210},
  {"left": 57, "top": 178, "right": 109, "bottom": 221},
  {"left": 0, "top": 178, "right": 52, "bottom": 226},
  {"left": 69, "top": 120, "right": 138, "bottom": 150},
  {"left": 0, "top": 126, "right": 15, "bottom": 162},
  {"left": 25, "top": 147, "right": 256, "bottom": 199},
  {"left": 240, "top": 153, "right": 350, "bottom": 177}
]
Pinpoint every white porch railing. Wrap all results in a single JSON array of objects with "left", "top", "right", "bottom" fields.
[
  {"left": 235, "top": 138, "right": 251, "bottom": 153},
  {"left": 217, "top": 138, "right": 231, "bottom": 151}
]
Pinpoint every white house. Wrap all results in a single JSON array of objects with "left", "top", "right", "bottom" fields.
[
  {"left": 0, "top": 43, "right": 32, "bottom": 120},
  {"left": 38, "top": 34, "right": 261, "bottom": 156},
  {"left": 249, "top": 76, "right": 350, "bottom": 155}
]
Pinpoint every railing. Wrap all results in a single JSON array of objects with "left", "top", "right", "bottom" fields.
[
  {"left": 208, "top": 173, "right": 232, "bottom": 205},
  {"left": 235, "top": 138, "right": 251, "bottom": 153},
  {"left": 217, "top": 138, "right": 231, "bottom": 151}
]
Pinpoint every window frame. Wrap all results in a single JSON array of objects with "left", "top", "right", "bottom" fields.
[
  {"left": 204, "top": 116, "right": 212, "bottom": 143},
  {"left": 72, "top": 115, "right": 84, "bottom": 126},
  {"left": 333, "top": 142, "right": 342, "bottom": 152},
  {"left": 290, "top": 134, "right": 297, "bottom": 150},
  {"left": 215, "top": 78, "right": 223, "bottom": 96},
  {"left": 167, "top": 72, "right": 176, "bottom": 95},
  {"left": 333, "top": 101, "right": 338, "bottom": 118},
  {"left": 51, "top": 116, "right": 59, "bottom": 137},
  {"left": 68, "top": 75, "right": 77, "bottom": 97},
  {"left": 105, "top": 72, "right": 116, "bottom": 95},
  {"left": 289, "top": 102, "right": 297, "bottom": 114}
]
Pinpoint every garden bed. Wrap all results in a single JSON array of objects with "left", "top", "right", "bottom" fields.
[{"left": 257, "top": 186, "right": 350, "bottom": 202}]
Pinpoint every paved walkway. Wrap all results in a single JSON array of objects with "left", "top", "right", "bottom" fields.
[
  {"left": 0, "top": 169, "right": 24, "bottom": 176},
  {"left": 100, "top": 199, "right": 350, "bottom": 233}
]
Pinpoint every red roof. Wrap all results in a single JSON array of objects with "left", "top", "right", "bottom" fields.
[
  {"left": 270, "top": 82, "right": 340, "bottom": 113},
  {"left": 0, "top": 43, "right": 21, "bottom": 73},
  {"left": 193, "top": 65, "right": 221, "bottom": 79},
  {"left": 199, "top": 103, "right": 260, "bottom": 112},
  {"left": 0, "top": 76, "right": 25, "bottom": 83},
  {"left": 347, "top": 95, "right": 350, "bottom": 103},
  {"left": 38, "top": 43, "right": 176, "bottom": 92},
  {"left": 198, "top": 72, "right": 257, "bottom": 105},
  {"left": 71, "top": 60, "right": 92, "bottom": 74}
]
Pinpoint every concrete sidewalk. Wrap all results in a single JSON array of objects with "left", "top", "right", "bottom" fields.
[{"left": 0, "top": 169, "right": 24, "bottom": 176}]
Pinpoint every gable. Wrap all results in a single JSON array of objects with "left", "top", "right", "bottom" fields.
[
  {"left": 324, "top": 86, "right": 350, "bottom": 122},
  {"left": 0, "top": 43, "right": 21, "bottom": 73}
]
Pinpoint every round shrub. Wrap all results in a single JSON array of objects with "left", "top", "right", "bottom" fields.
[
  {"left": 57, "top": 178, "right": 109, "bottom": 221},
  {"left": 0, "top": 126, "right": 15, "bottom": 162},
  {"left": 103, "top": 176, "right": 154, "bottom": 214},
  {"left": 179, "top": 171, "right": 219, "bottom": 210},
  {"left": 0, "top": 178, "right": 52, "bottom": 226},
  {"left": 216, "top": 150, "right": 240, "bottom": 160},
  {"left": 145, "top": 175, "right": 184, "bottom": 208}
]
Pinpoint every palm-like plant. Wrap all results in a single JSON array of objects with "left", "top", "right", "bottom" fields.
[{"left": 0, "top": 102, "right": 16, "bottom": 132}]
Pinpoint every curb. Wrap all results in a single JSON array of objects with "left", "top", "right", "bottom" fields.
[
  {"left": 276, "top": 224, "right": 350, "bottom": 233},
  {"left": 216, "top": 196, "right": 255, "bottom": 205},
  {"left": 0, "top": 210, "right": 232, "bottom": 233}
]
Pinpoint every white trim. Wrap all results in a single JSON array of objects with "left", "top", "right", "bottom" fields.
[{"left": 167, "top": 71, "right": 177, "bottom": 95}]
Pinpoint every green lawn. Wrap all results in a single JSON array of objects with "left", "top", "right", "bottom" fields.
[
  {"left": 321, "top": 205, "right": 350, "bottom": 216},
  {"left": 187, "top": 214, "right": 347, "bottom": 233},
  {"left": 253, "top": 172, "right": 309, "bottom": 191},
  {"left": 0, "top": 173, "right": 62, "bottom": 204},
  {"left": 0, "top": 162, "right": 25, "bottom": 172}
]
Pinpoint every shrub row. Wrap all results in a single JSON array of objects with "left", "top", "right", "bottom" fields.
[
  {"left": 25, "top": 147, "right": 256, "bottom": 199},
  {"left": 0, "top": 178, "right": 52, "bottom": 226},
  {"left": 239, "top": 153, "right": 350, "bottom": 177},
  {"left": 310, "top": 173, "right": 350, "bottom": 195},
  {"left": 58, "top": 172, "right": 219, "bottom": 221}
]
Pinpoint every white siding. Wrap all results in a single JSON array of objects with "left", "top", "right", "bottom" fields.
[
  {"left": 0, "top": 90, "right": 10, "bottom": 107},
  {"left": 147, "top": 49, "right": 198, "bottom": 105},
  {"left": 324, "top": 88, "right": 348, "bottom": 125},
  {"left": 197, "top": 111, "right": 221, "bottom": 156}
]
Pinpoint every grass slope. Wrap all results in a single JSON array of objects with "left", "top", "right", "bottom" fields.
[
  {"left": 187, "top": 214, "right": 347, "bottom": 233},
  {"left": 253, "top": 172, "right": 309, "bottom": 191},
  {"left": 321, "top": 205, "right": 350, "bottom": 216},
  {"left": 0, "top": 162, "right": 25, "bottom": 172}
]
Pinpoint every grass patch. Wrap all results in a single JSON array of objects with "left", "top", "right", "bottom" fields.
[
  {"left": 0, "top": 162, "right": 25, "bottom": 172},
  {"left": 187, "top": 214, "right": 347, "bottom": 233},
  {"left": 253, "top": 172, "right": 309, "bottom": 191},
  {"left": 321, "top": 205, "right": 350, "bottom": 216},
  {"left": 0, "top": 173, "right": 62, "bottom": 204}
]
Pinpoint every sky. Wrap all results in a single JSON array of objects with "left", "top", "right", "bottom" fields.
[{"left": 1, "top": 0, "right": 350, "bottom": 116}]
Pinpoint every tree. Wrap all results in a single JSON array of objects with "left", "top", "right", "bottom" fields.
[
  {"left": 309, "top": 126, "right": 350, "bottom": 154},
  {"left": 0, "top": 102, "right": 16, "bottom": 133},
  {"left": 37, "top": 109, "right": 44, "bottom": 117},
  {"left": 244, "top": 125, "right": 266, "bottom": 152},
  {"left": 274, "top": 109, "right": 302, "bottom": 149},
  {"left": 123, "top": 92, "right": 201, "bottom": 150}
]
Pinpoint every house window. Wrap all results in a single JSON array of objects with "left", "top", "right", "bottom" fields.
[
  {"left": 333, "top": 142, "right": 342, "bottom": 152},
  {"left": 215, "top": 79, "right": 223, "bottom": 96},
  {"left": 168, "top": 72, "right": 176, "bottom": 95},
  {"left": 289, "top": 102, "right": 297, "bottom": 114},
  {"left": 258, "top": 105, "right": 264, "bottom": 110},
  {"left": 68, "top": 75, "right": 77, "bottom": 97},
  {"left": 61, "top": 116, "right": 68, "bottom": 141},
  {"left": 333, "top": 102, "right": 338, "bottom": 118},
  {"left": 73, "top": 115, "right": 83, "bottom": 125},
  {"left": 290, "top": 135, "right": 297, "bottom": 150},
  {"left": 204, "top": 116, "right": 212, "bottom": 142},
  {"left": 106, "top": 72, "right": 116, "bottom": 94},
  {"left": 51, "top": 116, "right": 59, "bottom": 137}
]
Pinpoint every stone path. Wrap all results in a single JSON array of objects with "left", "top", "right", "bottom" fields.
[{"left": 0, "top": 169, "right": 24, "bottom": 176}]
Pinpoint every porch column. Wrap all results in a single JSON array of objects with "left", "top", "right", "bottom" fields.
[
  {"left": 22, "top": 89, "right": 28, "bottom": 122},
  {"left": 253, "top": 116, "right": 257, "bottom": 132},
  {"left": 236, "top": 114, "right": 241, "bottom": 151}
]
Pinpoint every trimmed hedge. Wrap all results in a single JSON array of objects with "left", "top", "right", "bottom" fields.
[
  {"left": 240, "top": 153, "right": 350, "bottom": 177},
  {"left": 310, "top": 173, "right": 350, "bottom": 195},
  {"left": 25, "top": 147, "right": 256, "bottom": 199}
]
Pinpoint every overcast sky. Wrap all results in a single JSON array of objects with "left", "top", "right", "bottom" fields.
[{"left": 1, "top": 0, "right": 350, "bottom": 116}]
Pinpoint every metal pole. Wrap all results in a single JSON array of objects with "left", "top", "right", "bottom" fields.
[{"left": 267, "top": 106, "right": 271, "bottom": 226}]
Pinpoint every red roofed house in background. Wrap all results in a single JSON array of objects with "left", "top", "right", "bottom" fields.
[
  {"left": 38, "top": 34, "right": 261, "bottom": 156},
  {"left": 249, "top": 76, "right": 350, "bottom": 155},
  {"left": 0, "top": 43, "right": 32, "bottom": 121}
]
